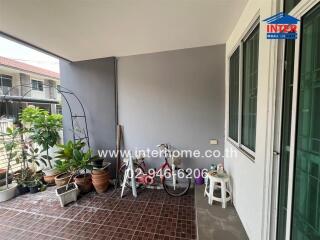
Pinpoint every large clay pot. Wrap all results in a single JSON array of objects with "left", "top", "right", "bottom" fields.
[
  {"left": 55, "top": 173, "right": 73, "bottom": 187},
  {"left": 44, "top": 174, "right": 58, "bottom": 185},
  {"left": 92, "top": 170, "right": 110, "bottom": 193},
  {"left": 75, "top": 173, "right": 93, "bottom": 194},
  {"left": 42, "top": 168, "right": 59, "bottom": 176}
]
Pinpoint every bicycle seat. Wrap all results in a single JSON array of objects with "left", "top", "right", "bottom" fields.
[{"left": 157, "top": 143, "right": 168, "bottom": 149}]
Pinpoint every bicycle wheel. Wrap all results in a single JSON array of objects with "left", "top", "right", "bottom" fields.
[
  {"left": 163, "top": 168, "right": 191, "bottom": 197},
  {"left": 119, "top": 163, "right": 145, "bottom": 189}
]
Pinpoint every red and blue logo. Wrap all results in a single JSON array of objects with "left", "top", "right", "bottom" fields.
[{"left": 263, "top": 12, "right": 300, "bottom": 40}]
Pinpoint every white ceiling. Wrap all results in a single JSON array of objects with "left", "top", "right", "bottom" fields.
[{"left": 0, "top": 0, "right": 247, "bottom": 61}]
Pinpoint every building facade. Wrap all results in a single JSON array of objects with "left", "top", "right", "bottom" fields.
[{"left": 0, "top": 56, "right": 61, "bottom": 118}]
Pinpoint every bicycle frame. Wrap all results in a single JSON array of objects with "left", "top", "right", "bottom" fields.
[
  {"left": 120, "top": 144, "right": 178, "bottom": 190},
  {"left": 136, "top": 158, "right": 173, "bottom": 185}
]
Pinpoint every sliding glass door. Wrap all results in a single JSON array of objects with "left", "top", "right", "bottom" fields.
[
  {"left": 277, "top": 3, "right": 320, "bottom": 240},
  {"left": 277, "top": 40, "right": 295, "bottom": 240},
  {"left": 291, "top": 4, "right": 320, "bottom": 239}
]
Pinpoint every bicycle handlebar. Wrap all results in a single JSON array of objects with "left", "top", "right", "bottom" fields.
[{"left": 157, "top": 143, "right": 169, "bottom": 149}]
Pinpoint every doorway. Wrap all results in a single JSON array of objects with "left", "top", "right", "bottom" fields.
[{"left": 276, "top": 3, "right": 320, "bottom": 240}]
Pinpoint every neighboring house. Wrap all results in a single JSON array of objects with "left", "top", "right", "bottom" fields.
[{"left": 0, "top": 56, "right": 61, "bottom": 118}]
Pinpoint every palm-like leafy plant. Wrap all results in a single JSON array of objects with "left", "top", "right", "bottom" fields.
[{"left": 55, "top": 140, "right": 93, "bottom": 176}]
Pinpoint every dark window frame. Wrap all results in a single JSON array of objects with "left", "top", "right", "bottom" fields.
[
  {"left": 0, "top": 74, "right": 13, "bottom": 88},
  {"left": 31, "top": 79, "right": 44, "bottom": 91},
  {"left": 228, "top": 21, "right": 260, "bottom": 158},
  {"left": 228, "top": 47, "right": 240, "bottom": 142}
]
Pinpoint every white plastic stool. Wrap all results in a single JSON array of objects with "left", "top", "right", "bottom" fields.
[{"left": 204, "top": 170, "right": 232, "bottom": 208}]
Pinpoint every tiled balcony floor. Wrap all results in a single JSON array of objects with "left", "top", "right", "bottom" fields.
[{"left": 0, "top": 187, "right": 196, "bottom": 240}]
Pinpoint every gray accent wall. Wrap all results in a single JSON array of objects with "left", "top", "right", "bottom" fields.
[
  {"left": 59, "top": 58, "right": 117, "bottom": 171},
  {"left": 117, "top": 45, "right": 225, "bottom": 169}
]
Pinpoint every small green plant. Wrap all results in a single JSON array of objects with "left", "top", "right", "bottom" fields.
[
  {"left": 55, "top": 140, "right": 93, "bottom": 176},
  {"left": 2, "top": 127, "right": 23, "bottom": 189},
  {"left": 20, "top": 106, "right": 63, "bottom": 169}
]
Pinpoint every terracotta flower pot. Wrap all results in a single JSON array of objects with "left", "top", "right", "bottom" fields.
[
  {"left": 42, "top": 168, "right": 59, "bottom": 176},
  {"left": 75, "top": 173, "right": 93, "bottom": 194},
  {"left": 92, "top": 170, "right": 110, "bottom": 193},
  {"left": 44, "top": 174, "right": 58, "bottom": 185},
  {"left": 0, "top": 169, "right": 6, "bottom": 179},
  {"left": 55, "top": 173, "right": 73, "bottom": 187}
]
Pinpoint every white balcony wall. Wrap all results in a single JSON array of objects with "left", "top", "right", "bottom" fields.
[
  {"left": 0, "top": 68, "right": 20, "bottom": 96},
  {"left": 224, "top": 0, "right": 279, "bottom": 239},
  {"left": 31, "top": 89, "right": 45, "bottom": 99}
]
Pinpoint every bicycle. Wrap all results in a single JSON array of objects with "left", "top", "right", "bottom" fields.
[{"left": 119, "top": 144, "right": 191, "bottom": 197}]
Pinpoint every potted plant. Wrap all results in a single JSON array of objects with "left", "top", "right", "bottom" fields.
[
  {"left": 16, "top": 182, "right": 29, "bottom": 195},
  {"left": 0, "top": 127, "right": 21, "bottom": 202},
  {"left": 27, "top": 178, "right": 44, "bottom": 194},
  {"left": 56, "top": 182, "right": 79, "bottom": 207},
  {"left": 54, "top": 140, "right": 85, "bottom": 186},
  {"left": 55, "top": 140, "right": 93, "bottom": 193},
  {"left": 20, "top": 106, "right": 63, "bottom": 181},
  {"left": 23, "top": 140, "right": 56, "bottom": 186},
  {"left": 15, "top": 168, "right": 32, "bottom": 195}
]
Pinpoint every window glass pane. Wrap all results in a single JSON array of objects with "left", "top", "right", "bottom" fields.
[
  {"left": 229, "top": 48, "right": 240, "bottom": 142},
  {"left": 31, "top": 80, "right": 43, "bottom": 91},
  {"left": 276, "top": 40, "right": 295, "bottom": 240},
  {"left": 32, "top": 80, "right": 38, "bottom": 90},
  {"left": 0, "top": 75, "right": 12, "bottom": 87},
  {"left": 38, "top": 81, "right": 43, "bottom": 91},
  {"left": 292, "top": 5, "right": 320, "bottom": 239},
  {"left": 241, "top": 25, "right": 259, "bottom": 152}
]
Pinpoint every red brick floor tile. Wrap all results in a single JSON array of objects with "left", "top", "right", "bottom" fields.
[
  {"left": 100, "top": 198, "right": 120, "bottom": 211},
  {"left": 113, "top": 199, "right": 133, "bottom": 212},
  {"left": 104, "top": 211, "right": 127, "bottom": 227},
  {"left": 87, "top": 209, "right": 111, "bottom": 224},
  {"left": 153, "top": 234, "right": 176, "bottom": 240},
  {"left": 155, "top": 217, "right": 177, "bottom": 237},
  {"left": 176, "top": 219, "right": 196, "bottom": 239},
  {"left": 119, "top": 212, "right": 142, "bottom": 230},
  {"left": 164, "top": 196, "right": 180, "bottom": 205},
  {"left": 112, "top": 227, "right": 135, "bottom": 240},
  {"left": 160, "top": 204, "right": 179, "bottom": 218},
  {"left": 127, "top": 200, "right": 147, "bottom": 214},
  {"left": 87, "top": 196, "right": 105, "bottom": 208},
  {"left": 179, "top": 195, "right": 194, "bottom": 207},
  {"left": 132, "top": 230, "right": 155, "bottom": 240},
  {"left": 74, "top": 207, "right": 97, "bottom": 222},
  {"left": 143, "top": 202, "right": 163, "bottom": 216},
  {"left": 0, "top": 187, "right": 196, "bottom": 240},
  {"left": 137, "top": 214, "right": 159, "bottom": 233},
  {"left": 91, "top": 225, "right": 117, "bottom": 240},
  {"left": 60, "top": 205, "right": 85, "bottom": 219},
  {"left": 178, "top": 206, "right": 195, "bottom": 221}
]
